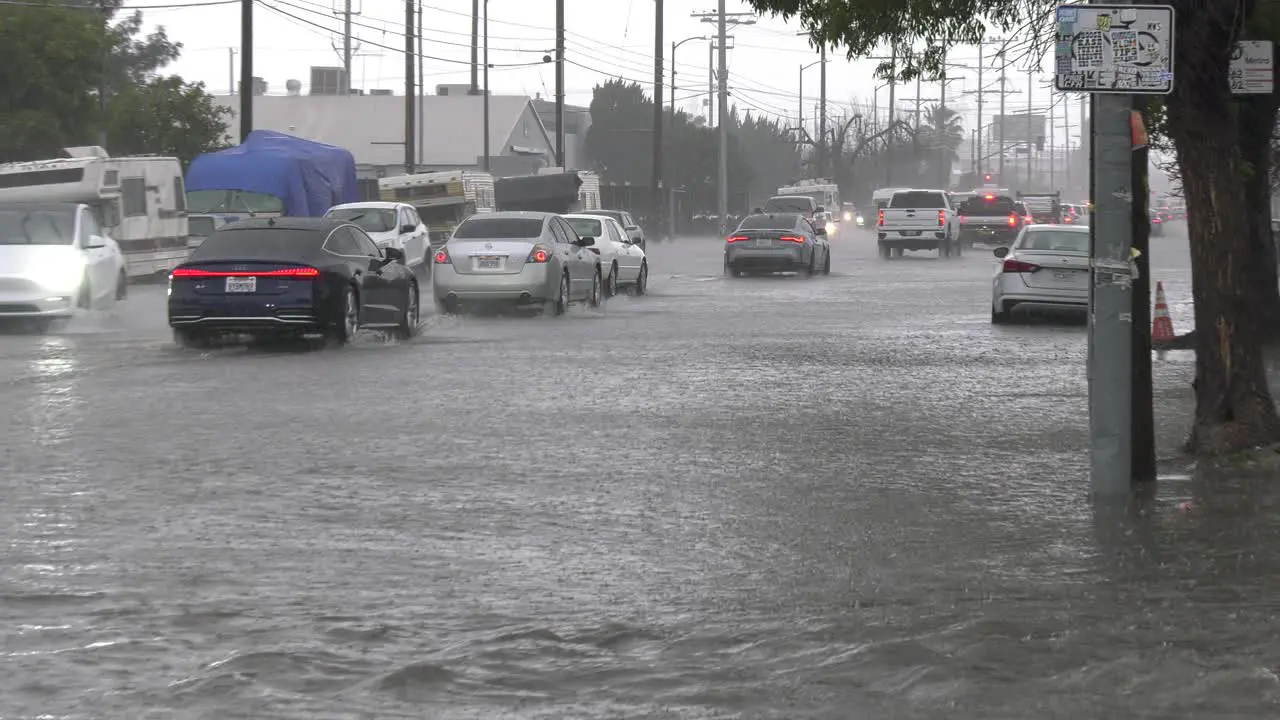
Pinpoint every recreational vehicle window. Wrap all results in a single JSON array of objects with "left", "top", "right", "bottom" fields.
[
  {"left": 173, "top": 177, "right": 185, "bottom": 211},
  {"left": 0, "top": 168, "right": 85, "bottom": 189},
  {"left": 122, "top": 177, "right": 147, "bottom": 217},
  {"left": 186, "top": 189, "right": 286, "bottom": 214}
]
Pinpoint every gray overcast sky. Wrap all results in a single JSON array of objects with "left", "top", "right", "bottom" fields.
[{"left": 150, "top": 0, "right": 1081, "bottom": 150}]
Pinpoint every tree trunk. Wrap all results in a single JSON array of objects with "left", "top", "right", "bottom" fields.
[
  {"left": 1237, "top": 93, "right": 1280, "bottom": 336},
  {"left": 1165, "top": 0, "right": 1280, "bottom": 455}
]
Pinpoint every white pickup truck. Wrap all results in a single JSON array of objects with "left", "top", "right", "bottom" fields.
[{"left": 876, "top": 189, "right": 961, "bottom": 258}]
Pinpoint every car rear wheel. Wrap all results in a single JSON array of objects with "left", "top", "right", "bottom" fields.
[
  {"left": 588, "top": 268, "right": 603, "bottom": 308},
  {"left": 991, "top": 304, "right": 1010, "bottom": 324},
  {"left": 635, "top": 261, "right": 649, "bottom": 294},
  {"left": 604, "top": 263, "right": 618, "bottom": 297},
  {"left": 397, "top": 282, "right": 419, "bottom": 339},
  {"left": 550, "top": 272, "right": 569, "bottom": 315},
  {"left": 878, "top": 243, "right": 891, "bottom": 259},
  {"left": 822, "top": 251, "right": 831, "bottom": 275},
  {"left": 115, "top": 270, "right": 128, "bottom": 300},
  {"left": 330, "top": 286, "right": 358, "bottom": 344}
]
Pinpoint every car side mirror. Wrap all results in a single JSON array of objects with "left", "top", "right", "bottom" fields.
[
  {"left": 577, "top": 236, "right": 595, "bottom": 246},
  {"left": 85, "top": 235, "right": 106, "bottom": 249},
  {"left": 625, "top": 225, "right": 639, "bottom": 232},
  {"left": 383, "top": 246, "right": 406, "bottom": 263},
  {"left": 400, "top": 223, "right": 416, "bottom": 234},
  {"left": 993, "top": 247, "right": 1009, "bottom": 258}
]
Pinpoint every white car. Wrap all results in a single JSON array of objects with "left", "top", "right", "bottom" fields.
[
  {"left": 562, "top": 213, "right": 649, "bottom": 296},
  {"left": 990, "top": 224, "right": 1089, "bottom": 323},
  {"left": 0, "top": 202, "right": 127, "bottom": 330},
  {"left": 324, "top": 202, "right": 430, "bottom": 270}
]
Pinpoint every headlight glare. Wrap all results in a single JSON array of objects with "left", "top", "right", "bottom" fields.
[{"left": 27, "top": 257, "right": 85, "bottom": 293}]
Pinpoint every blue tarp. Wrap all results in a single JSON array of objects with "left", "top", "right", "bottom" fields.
[{"left": 184, "top": 130, "right": 358, "bottom": 217}]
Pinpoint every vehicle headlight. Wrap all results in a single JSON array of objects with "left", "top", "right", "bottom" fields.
[
  {"left": 825, "top": 222, "right": 836, "bottom": 235},
  {"left": 855, "top": 215, "right": 865, "bottom": 225},
  {"left": 26, "top": 257, "right": 86, "bottom": 293},
  {"left": 843, "top": 212, "right": 852, "bottom": 221}
]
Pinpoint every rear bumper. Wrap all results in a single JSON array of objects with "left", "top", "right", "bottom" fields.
[
  {"left": 725, "top": 247, "right": 805, "bottom": 270},
  {"left": 169, "top": 296, "right": 324, "bottom": 331},
  {"left": 432, "top": 262, "right": 556, "bottom": 302},
  {"left": 994, "top": 290, "right": 1088, "bottom": 313},
  {"left": 878, "top": 230, "right": 948, "bottom": 247},
  {"left": 960, "top": 227, "right": 1017, "bottom": 243}
]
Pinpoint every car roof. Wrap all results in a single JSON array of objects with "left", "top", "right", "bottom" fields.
[
  {"left": 1026, "top": 223, "right": 1089, "bottom": 232},
  {"left": 563, "top": 213, "right": 618, "bottom": 222},
  {"left": 218, "top": 217, "right": 349, "bottom": 232},
  {"left": 327, "top": 201, "right": 402, "bottom": 211},
  {"left": 467, "top": 211, "right": 553, "bottom": 220}
]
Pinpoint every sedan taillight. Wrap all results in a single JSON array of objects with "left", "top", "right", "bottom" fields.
[
  {"left": 527, "top": 244, "right": 552, "bottom": 262},
  {"left": 433, "top": 248, "right": 451, "bottom": 264},
  {"left": 1002, "top": 258, "right": 1039, "bottom": 273}
]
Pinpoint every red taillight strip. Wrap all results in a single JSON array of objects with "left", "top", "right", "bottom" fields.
[
  {"left": 726, "top": 235, "right": 749, "bottom": 243},
  {"left": 778, "top": 235, "right": 805, "bottom": 243},
  {"left": 170, "top": 266, "right": 318, "bottom": 277}
]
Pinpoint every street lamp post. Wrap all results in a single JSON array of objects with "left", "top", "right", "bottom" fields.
[
  {"left": 670, "top": 35, "right": 706, "bottom": 238},
  {"left": 799, "top": 60, "right": 820, "bottom": 142}
]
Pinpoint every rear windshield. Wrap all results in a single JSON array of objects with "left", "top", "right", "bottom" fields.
[
  {"left": 190, "top": 228, "right": 319, "bottom": 260},
  {"left": 738, "top": 213, "right": 800, "bottom": 230},
  {"left": 564, "top": 217, "right": 603, "bottom": 237},
  {"left": 453, "top": 217, "right": 544, "bottom": 239},
  {"left": 1019, "top": 230, "right": 1089, "bottom": 253},
  {"left": 763, "top": 197, "right": 814, "bottom": 213},
  {"left": 889, "top": 191, "right": 947, "bottom": 208},
  {"left": 188, "top": 216, "right": 216, "bottom": 236},
  {"left": 592, "top": 210, "right": 624, "bottom": 222},
  {"left": 958, "top": 196, "right": 1016, "bottom": 215},
  {"left": 325, "top": 207, "right": 397, "bottom": 233}
]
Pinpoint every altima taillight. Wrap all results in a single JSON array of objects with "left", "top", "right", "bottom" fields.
[
  {"left": 433, "top": 248, "right": 451, "bottom": 264},
  {"left": 526, "top": 244, "right": 552, "bottom": 262}
]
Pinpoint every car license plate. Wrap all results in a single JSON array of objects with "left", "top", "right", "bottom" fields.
[
  {"left": 475, "top": 256, "right": 502, "bottom": 269},
  {"left": 755, "top": 238, "right": 771, "bottom": 246},
  {"left": 225, "top": 276, "right": 255, "bottom": 292},
  {"left": 901, "top": 230, "right": 920, "bottom": 236},
  {"left": 979, "top": 228, "right": 995, "bottom": 235},
  {"left": 1054, "top": 271, "right": 1074, "bottom": 280}
]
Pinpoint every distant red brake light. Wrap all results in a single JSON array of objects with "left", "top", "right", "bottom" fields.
[
  {"left": 984, "top": 193, "right": 995, "bottom": 200},
  {"left": 1002, "top": 258, "right": 1039, "bottom": 273},
  {"left": 170, "top": 266, "right": 318, "bottom": 278},
  {"left": 877, "top": 209, "right": 884, "bottom": 225},
  {"left": 726, "top": 235, "right": 749, "bottom": 243},
  {"left": 778, "top": 235, "right": 804, "bottom": 243},
  {"left": 1007, "top": 214, "right": 1017, "bottom": 227},
  {"left": 433, "top": 249, "right": 450, "bottom": 264}
]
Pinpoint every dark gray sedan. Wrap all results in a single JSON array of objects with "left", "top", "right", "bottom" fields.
[{"left": 723, "top": 212, "right": 831, "bottom": 277}]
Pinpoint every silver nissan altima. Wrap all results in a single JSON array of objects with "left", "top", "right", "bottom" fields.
[{"left": 432, "top": 211, "right": 603, "bottom": 315}]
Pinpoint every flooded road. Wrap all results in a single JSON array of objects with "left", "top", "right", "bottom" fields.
[{"left": 4, "top": 228, "right": 1278, "bottom": 718}]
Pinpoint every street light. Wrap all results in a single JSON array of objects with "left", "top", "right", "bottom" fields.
[
  {"left": 668, "top": 35, "right": 706, "bottom": 241},
  {"left": 799, "top": 60, "right": 821, "bottom": 138},
  {"left": 671, "top": 35, "right": 708, "bottom": 121}
]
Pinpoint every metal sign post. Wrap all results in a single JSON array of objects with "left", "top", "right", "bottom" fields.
[{"left": 1054, "top": 3, "right": 1173, "bottom": 495}]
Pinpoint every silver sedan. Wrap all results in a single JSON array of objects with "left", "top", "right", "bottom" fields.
[
  {"left": 990, "top": 224, "right": 1089, "bottom": 323},
  {"left": 432, "top": 211, "right": 603, "bottom": 315}
]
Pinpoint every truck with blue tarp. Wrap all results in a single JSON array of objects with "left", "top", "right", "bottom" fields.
[{"left": 183, "top": 130, "right": 358, "bottom": 248}]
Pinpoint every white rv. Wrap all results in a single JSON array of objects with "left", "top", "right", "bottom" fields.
[
  {"left": 379, "top": 170, "right": 495, "bottom": 248},
  {"left": 0, "top": 147, "right": 188, "bottom": 276},
  {"left": 778, "top": 179, "right": 841, "bottom": 212},
  {"left": 537, "top": 167, "right": 601, "bottom": 210}
]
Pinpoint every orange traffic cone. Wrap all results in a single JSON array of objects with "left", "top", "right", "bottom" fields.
[{"left": 1152, "top": 281, "right": 1175, "bottom": 343}]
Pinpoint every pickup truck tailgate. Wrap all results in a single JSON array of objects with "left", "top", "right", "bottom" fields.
[
  {"left": 960, "top": 214, "right": 1017, "bottom": 231},
  {"left": 880, "top": 208, "right": 944, "bottom": 231}
]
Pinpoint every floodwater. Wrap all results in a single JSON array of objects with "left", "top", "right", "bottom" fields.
[{"left": 4, "top": 225, "right": 1278, "bottom": 718}]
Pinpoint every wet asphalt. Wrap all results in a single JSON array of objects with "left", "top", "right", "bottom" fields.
[{"left": 4, "top": 226, "right": 1280, "bottom": 718}]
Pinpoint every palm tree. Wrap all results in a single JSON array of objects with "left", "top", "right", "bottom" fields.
[{"left": 919, "top": 104, "right": 965, "bottom": 185}]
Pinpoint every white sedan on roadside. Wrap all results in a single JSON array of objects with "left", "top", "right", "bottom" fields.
[
  {"left": 562, "top": 213, "right": 649, "bottom": 296},
  {"left": 324, "top": 202, "right": 430, "bottom": 270},
  {"left": 990, "top": 224, "right": 1089, "bottom": 323}
]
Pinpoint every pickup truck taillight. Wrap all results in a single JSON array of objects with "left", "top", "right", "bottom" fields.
[
  {"left": 877, "top": 209, "right": 884, "bottom": 226},
  {"left": 1007, "top": 213, "right": 1018, "bottom": 227},
  {"left": 937, "top": 209, "right": 945, "bottom": 226}
]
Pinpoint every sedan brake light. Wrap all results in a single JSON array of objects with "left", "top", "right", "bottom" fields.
[
  {"left": 433, "top": 248, "right": 451, "bottom": 264},
  {"left": 1002, "top": 258, "right": 1039, "bottom": 273},
  {"left": 726, "top": 235, "right": 749, "bottom": 243},
  {"left": 1007, "top": 214, "right": 1018, "bottom": 227},
  {"left": 526, "top": 244, "right": 552, "bottom": 262},
  {"left": 778, "top": 235, "right": 804, "bottom": 243},
  {"left": 170, "top": 266, "right": 318, "bottom": 278}
]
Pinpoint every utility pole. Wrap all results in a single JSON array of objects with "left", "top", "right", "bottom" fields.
[
  {"left": 403, "top": 0, "right": 414, "bottom": 172},
  {"left": 977, "top": 44, "right": 983, "bottom": 175},
  {"left": 228, "top": 48, "right": 236, "bottom": 95},
  {"left": 914, "top": 71, "right": 921, "bottom": 129},
  {"left": 239, "top": 0, "right": 252, "bottom": 142},
  {"left": 708, "top": 42, "right": 714, "bottom": 127},
  {"left": 717, "top": 0, "right": 727, "bottom": 235},
  {"left": 331, "top": 0, "right": 360, "bottom": 94},
  {"left": 818, "top": 44, "right": 827, "bottom": 177},
  {"left": 885, "top": 47, "right": 896, "bottom": 185},
  {"left": 692, "top": 7, "right": 754, "bottom": 235},
  {"left": 998, "top": 50, "right": 1006, "bottom": 179},
  {"left": 1026, "top": 70, "right": 1033, "bottom": 188},
  {"left": 470, "top": 0, "right": 479, "bottom": 93},
  {"left": 652, "top": 0, "right": 664, "bottom": 239},
  {"left": 417, "top": 0, "right": 424, "bottom": 165},
  {"left": 555, "top": 0, "right": 565, "bottom": 166},
  {"left": 483, "top": 0, "right": 490, "bottom": 170},
  {"left": 1130, "top": 100, "right": 1155, "bottom": 484}
]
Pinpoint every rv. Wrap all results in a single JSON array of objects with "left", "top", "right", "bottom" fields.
[
  {"left": 778, "top": 179, "right": 841, "bottom": 213},
  {"left": 0, "top": 147, "right": 188, "bottom": 277},
  {"left": 536, "top": 167, "right": 601, "bottom": 211},
  {"left": 378, "top": 170, "right": 496, "bottom": 249}
]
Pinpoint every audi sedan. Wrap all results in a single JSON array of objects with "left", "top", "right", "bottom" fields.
[
  {"left": 990, "top": 224, "right": 1089, "bottom": 323},
  {"left": 724, "top": 212, "right": 830, "bottom": 277}
]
